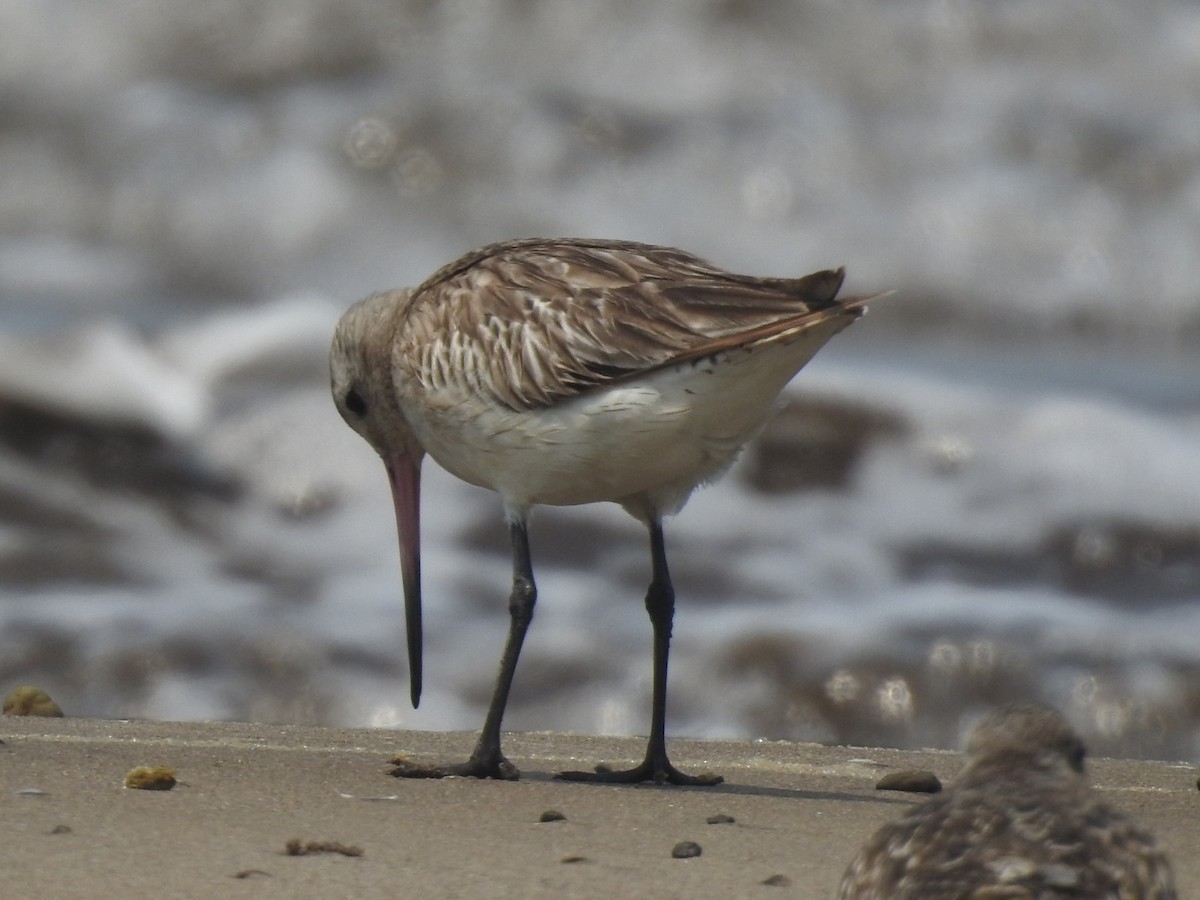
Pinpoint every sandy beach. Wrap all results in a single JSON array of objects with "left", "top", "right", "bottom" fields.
[{"left": 2, "top": 717, "right": 1195, "bottom": 899}]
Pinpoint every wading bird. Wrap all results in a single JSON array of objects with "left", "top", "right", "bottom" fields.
[
  {"left": 330, "top": 238, "right": 881, "bottom": 784},
  {"left": 839, "top": 702, "right": 1177, "bottom": 899}
]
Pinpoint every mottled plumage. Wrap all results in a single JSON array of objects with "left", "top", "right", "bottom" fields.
[
  {"left": 838, "top": 703, "right": 1177, "bottom": 900},
  {"left": 401, "top": 239, "right": 851, "bottom": 410},
  {"left": 330, "top": 237, "right": 880, "bottom": 783}
]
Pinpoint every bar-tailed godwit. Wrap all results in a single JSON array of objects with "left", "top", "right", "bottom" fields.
[
  {"left": 838, "top": 702, "right": 1177, "bottom": 898},
  {"left": 330, "top": 238, "right": 883, "bottom": 784}
]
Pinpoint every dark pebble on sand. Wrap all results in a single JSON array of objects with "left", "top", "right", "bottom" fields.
[
  {"left": 539, "top": 809, "right": 566, "bottom": 822},
  {"left": 762, "top": 874, "right": 791, "bottom": 887},
  {"left": 744, "top": 395, "right": 908, "bottom": 493},
  {"left": 49, "top": 824, "right": 71, "bottom": 835},
  {"left": 875, "top": 770, "right": 942, "bottom": 793},
  {"left": 706, "top": 813, "right": 735, "bottom": 824},
  {"left": 560, "top": 855, "right": 590, "bottom": 864},
  {"left": 672, "top": 841, "right": 702, "bottom": 859}
]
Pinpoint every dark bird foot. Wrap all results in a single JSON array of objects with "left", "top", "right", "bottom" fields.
[
  {"left": 556, "top": 757, "right": 722, "bottom": 786},
  {"left": 388, "top": 752, "right": 520, "bottom": 781}
]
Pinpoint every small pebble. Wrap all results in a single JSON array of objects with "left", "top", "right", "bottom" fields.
[
  {"left": 671, "top": 840, "right": 702, "bottom": 859},
  {"left": 3, "top": 685, "right": 64, "bottom": 717},
  {"left": 232, "top": 869, "right": 271, "bottom": 879},
  {"left": 761, "top": 874, "right": 791, "bottom": 887},
  {"left": 560, "top": 855, "right": 590, "bottom": 864},
  {"left": 706, "top": 813, "right": 735, "bottom": 825},
  {"left": 48, "top": 824, "right": 71, "bottom": 835},
  {"left": 124, "top": 766, "right": 177, "bottom": 791},
  {"left": 875, "top": 770, "right": 942, "bottom": 793},
  {"left": 539, "top": 809, "right": 567, "bottom": 823}
]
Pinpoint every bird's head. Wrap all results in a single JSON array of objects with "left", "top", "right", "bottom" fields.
[
  {"left": 330, "top": 289, "right": 423, "bottom": 459},
  {"left": 330, "top": 288, "right": 427, "bottom": 708},
  {"left": 962, "top": 702, "right": 1088, "bottom": 782}
]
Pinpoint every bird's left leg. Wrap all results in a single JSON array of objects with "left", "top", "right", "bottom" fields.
[{"left": 557, "top": 520, "right": 722, "bottom": 786}]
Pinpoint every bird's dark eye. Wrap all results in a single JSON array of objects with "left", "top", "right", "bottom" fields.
[{"left": 344, "top": 387, "right": 367, "bottom": 416}]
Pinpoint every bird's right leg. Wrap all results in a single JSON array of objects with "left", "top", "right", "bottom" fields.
[{"left": 390, "top": 518, "right": 535, "bottom": 780}]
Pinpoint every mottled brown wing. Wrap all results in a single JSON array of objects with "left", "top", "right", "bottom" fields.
[
  {"left": 399, "top": 238, "right": 864, "bottom": 410},
  {"left": 838, "top": 793, "right": 965, "bottom": 900},
  {"left": 1080, "top": 804, "right": 1178, "bottom": 900}
]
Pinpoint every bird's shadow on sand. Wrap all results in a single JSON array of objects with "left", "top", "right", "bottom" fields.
[{"left": 520, "top": 769, "right": 919, "bottom": 807}]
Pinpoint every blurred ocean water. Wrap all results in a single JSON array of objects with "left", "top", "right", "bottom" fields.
[{"left": 2, "top": 0, "right": 1199, "bottom": 759}]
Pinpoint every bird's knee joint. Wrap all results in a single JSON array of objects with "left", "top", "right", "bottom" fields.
[
  {"left": 509, "top": 577, "right": 536, "bottom": 621},
  {"left": 644, "top": 579, "right": 675, "bottom": 621}
]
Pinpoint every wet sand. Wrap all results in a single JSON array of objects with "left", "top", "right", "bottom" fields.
[{"left": 2, "top": 717, "right": 1195, "bottom": 899}]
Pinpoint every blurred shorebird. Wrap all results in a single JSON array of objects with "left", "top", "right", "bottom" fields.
[
  {"left": 330, "top": 237, "right": 882, "bottom": 784},
  {"left": 838, "top": 702, "right": 1177, "bottom": 899}
]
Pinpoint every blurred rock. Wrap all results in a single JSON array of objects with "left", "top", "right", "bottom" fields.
[
  {"left": 0, "top": 395, "right": 240, "bottom": 504},
  {"left": 898, "top": 517, "right": 1200, "bottom": 604},
  {"left": 1048, "top": 519, "right": 1200, "bottom": 602},
  {"left": 742, "top": 394, "right": 908, "bottom": 493},
  {"left": 0, "top": 481, "right": 138, "bottom": 588},
  {"left": 0, "top": 393, "right": 244, "bottom": 587}
]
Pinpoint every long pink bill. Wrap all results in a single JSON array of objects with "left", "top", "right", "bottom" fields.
[{"left": 385, "top": 453, "right": 424, "bottom": 708}]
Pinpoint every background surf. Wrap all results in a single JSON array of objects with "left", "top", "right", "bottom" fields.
[{"left": 2, "top": 0, "right": 1199, "bottom": 759}]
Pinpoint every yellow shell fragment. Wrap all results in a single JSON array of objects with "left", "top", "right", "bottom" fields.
[
  {"left": 3, "top": 685, "right": 65, "bottom": 717},
  {"left": 124, "top": 766, "right": 178, "bottom": 790}
]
